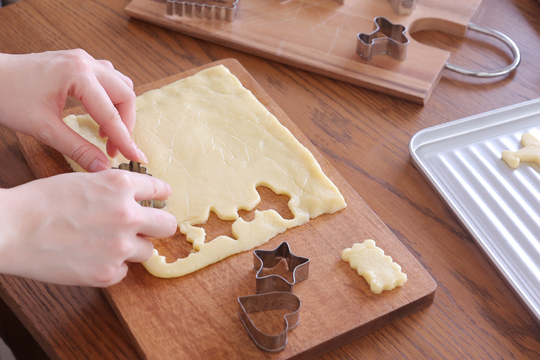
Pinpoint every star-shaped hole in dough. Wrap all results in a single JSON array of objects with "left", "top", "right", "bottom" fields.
[{"left": 150, "top": 186, "right": 294, "bottom": 263}]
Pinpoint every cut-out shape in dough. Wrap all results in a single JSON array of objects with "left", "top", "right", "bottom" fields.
[
  {"left": 502, "top": 133, "right": 540, "bottom": 169},
  {"left": 341, "top": 240, "right": 407, "bottom": 294},
  {"left": 63, "top": 65, "right": 346, "bottom": 278}
]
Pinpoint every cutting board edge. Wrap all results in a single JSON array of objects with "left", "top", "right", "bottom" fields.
[
  {"left": 102, "top": 289, "right": 149, "bottom": 360},
  {"left": 292, "top": 287, "right": 436, "bottom": 359},
  {"left": 125, "top": 1, "right": 457, "bottom": 105},
  {"left": 103, "top": 274, "right": 437, "bottom": 360},
  {"left": 16, "top": 132, "right": 74, "bottom": 178},
  {"left": 16, "top": 58, "right": 438, "bottom": 359}
]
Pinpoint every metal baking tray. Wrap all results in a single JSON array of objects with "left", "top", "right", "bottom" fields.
[{"left": 410, "top": 99, "right": 540, "bottom": 324}]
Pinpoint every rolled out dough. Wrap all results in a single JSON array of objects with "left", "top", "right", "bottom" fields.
[{"left": 64, "top": 65, "right": 346, "bottom": 278}]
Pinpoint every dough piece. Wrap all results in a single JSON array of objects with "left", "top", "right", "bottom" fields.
[
  {"left": 341, "top": 240, "right": 407, "bottom": 294},
  {"left": 502, "top": 133, "right": 540, "bottom": 169},
  {"left": 63, "top": 65, "right": 346, "bottom": 278}
]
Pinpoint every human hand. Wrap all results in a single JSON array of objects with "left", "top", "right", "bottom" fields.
[
  {"left": 0, "top": 49, "right": 146, "bottom": 172},
  {"left": 0, "top": 170, "right": 177, "bottom": 287}
]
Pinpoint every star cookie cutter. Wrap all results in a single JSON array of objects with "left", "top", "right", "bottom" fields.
[
  {"left": 357, "top": 16, "right": 409, "bottom": 61},
  {"left": 237, "top": 242, "right": 310, "bottom": 352},
  {"left": 253, "top": 241, "right": 310, "bottom": 294},
  {"left": 114, "top": 161, "right": 166, "bottom": 209},
  {"left": 166, "top": 0, "right": 239, "bottom": 22},
  {"left": 388, "top": 0, "right": 418, "bottom": 15}
]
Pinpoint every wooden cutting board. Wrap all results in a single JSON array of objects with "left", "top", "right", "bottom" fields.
[
  {"left": 18, "top": 59, "right": 436, "bottom": 359},
  {"left": 125, "top": 0, "right": 483, "bottom": 104}
]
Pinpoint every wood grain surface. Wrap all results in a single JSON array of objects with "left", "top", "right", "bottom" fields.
[
  {"left": 124, "top": 0, "right": 483, "bottom": 104},
  {"left": 18, "top": 58, "right": 436, "bottom": 359},
  {"left": 1, "top": 0, "right": 540, "bottom": 359}
]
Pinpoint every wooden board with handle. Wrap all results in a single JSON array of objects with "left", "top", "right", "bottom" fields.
[
  {"left": 124, "top": 0, "right": 483, "bottom": 104},
  {"left": 18, "top": 58, "right": 436, "bottom": 359}
]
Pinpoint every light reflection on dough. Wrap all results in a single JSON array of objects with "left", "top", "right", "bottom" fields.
[{"left": 64, "top": 65, "right": 347, "bottom": 278}]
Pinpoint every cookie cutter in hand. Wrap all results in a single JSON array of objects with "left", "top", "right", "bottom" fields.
[
  {"left": 357, "top": 17, "right": 409, "bottom": 61},
  {"left": 237, "top": 242, "right": 310, "bottom": 352},
  {"left": 114, "top": 161, "right": 166, "bottom": 209},
  {"left": 166, "top": 0, "right": 239, "bottom": 21}
]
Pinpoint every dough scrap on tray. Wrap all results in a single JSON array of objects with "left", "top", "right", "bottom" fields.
[
  {"left": 63, "top": 65, "right": 347, "bottom": 278},
  {"left": 502, "top": 133, "right": 540, "bottom": 169}
]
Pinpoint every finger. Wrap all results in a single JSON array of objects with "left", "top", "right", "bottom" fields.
[
  {"left": 39, "top": 117, "right": 111, "bottom": 172},
  {"left": 92, "top": 64, "right": 136, "bottom": 134},
  {"left": 68, "top": 64, "right": 144, "bottom": 163},
  {"left": 102, "top": 263, "right": 129, "bottom": 287},
  {"left": 96, "top": 59, "right": 115, "bottom": 69},
  {"left": 126, "top": 235, "right": 155, "bottom": 263},
  {"left": 97, "top": 127, "right": 120, "bottom": 158},
  {"left": 92, "top": 64, "right": 146, "bottom": 162},
  {"left": 96, "top": 60, "right": 134, "bottom": 89},
  {"left": 106, "top": 139, "right": 120, "bottom": 158},
  {"left": 136, "top": 207, "right": 178, "bottom": 239},
  {"left": 131, "top": 173, "right": 172, "bottom": 202}
]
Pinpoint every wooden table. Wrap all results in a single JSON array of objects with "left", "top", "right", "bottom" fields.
[{"left": 1, "top": 0, "right": 539, "bottom": 358}]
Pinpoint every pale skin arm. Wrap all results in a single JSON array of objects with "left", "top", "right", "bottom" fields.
[{"left": 0, "top": 50, "right": 177, "bottom": 286}]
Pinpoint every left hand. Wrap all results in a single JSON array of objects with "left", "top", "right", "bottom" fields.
[{"left": 0, "top": 49, "right": 146, "bottom": 172}]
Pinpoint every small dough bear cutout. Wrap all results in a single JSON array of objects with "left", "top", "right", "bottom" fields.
[
  {"left": 502, "top": 133, "right": 540, "bottom": 169},
  {"left": 341, "top": 239, "right": 407, "bottom": 294}
]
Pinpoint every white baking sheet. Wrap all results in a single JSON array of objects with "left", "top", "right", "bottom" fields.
[{"left": 409, "top": 98, "right": 540, "bottom": 324}]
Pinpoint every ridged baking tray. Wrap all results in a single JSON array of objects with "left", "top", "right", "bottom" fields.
[{"left": 410, "top": 99, "right": 540, "bottom": 324}]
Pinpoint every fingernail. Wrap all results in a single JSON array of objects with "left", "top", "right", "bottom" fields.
[
  {"left": 89, "top": 159, "right": 109, "bottom": 172},
  {"left": 137, "top": 147, "right": 148, "bottom": 164}
]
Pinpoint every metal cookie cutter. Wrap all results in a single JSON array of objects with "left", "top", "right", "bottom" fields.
[
  {"left": 166, "top": 0, "right": 239, "bottom": 22},
  {"left": 238, "top": 292, "right": 301, "bottom": 352},
  {"left": 388, "top": 0, "right": 417, "bottom": 15},
  {"left": 237, "top": 242, "right": 310, "bottom": 352},
  {"left": 114, "top": 161, "right": 166, "bottom": 209},
  {"left": 253, "top": 241, "right": 310, "bottom": 294},
  {"left": 357, "top": 16, "right": 409, "bottom": 61}
]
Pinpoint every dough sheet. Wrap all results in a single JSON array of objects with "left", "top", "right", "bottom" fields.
[{"left": 64, "top": 65, "right": 346, "bottom": 278}]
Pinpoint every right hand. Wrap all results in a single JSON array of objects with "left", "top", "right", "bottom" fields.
[{"left": 0, "top": 170, "right": 177, "bottom": 287}]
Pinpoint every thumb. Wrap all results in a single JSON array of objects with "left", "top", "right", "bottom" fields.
[{"left": 39, "top": 116, "right": 111, "bottom": 172}]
